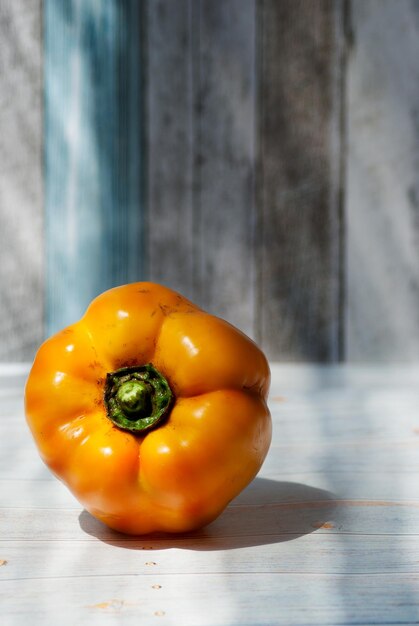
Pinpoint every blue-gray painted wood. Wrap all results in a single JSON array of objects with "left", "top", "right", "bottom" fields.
[{"left": 45, "top": 0, "right": 143, "bottom": 336}]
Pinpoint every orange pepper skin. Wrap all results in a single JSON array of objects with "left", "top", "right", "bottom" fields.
[{"left": 25, "top": 283, "right": 271, "bottom": 534}]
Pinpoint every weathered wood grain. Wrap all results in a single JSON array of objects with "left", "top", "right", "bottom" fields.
[
  {"left": 1, "top": 572, "right": 419, "bottom": 625},
  {"left": 45, "top": 0, "right": 143, "bottom": 336},
  {"left": 346, "top": 0, "right": 419, "bottom": 361},
  {"left": 192, "top": 0, "right": 257, "bottom": 336},
  {"left": 257, "top": 0, "right": 345, "bottom": 361},
  {"left": 146, "top": 0, "right": 257, "bottom": 336},
  {"left": 146, "top": 0, "right": 195, "bottom": 299},
  {"left": 2, "top": 534, "right": 419, "bottom": 580},
  {"left": 0, "top": 1, "right": 43, "bottom": 361}
]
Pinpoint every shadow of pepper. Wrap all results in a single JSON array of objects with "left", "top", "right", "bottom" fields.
[{"left": 78, "top": 478, "right": 338, "bottom": 551}]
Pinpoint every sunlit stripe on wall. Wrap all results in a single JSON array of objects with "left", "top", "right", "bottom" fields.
[{"left": 44, "top": 0, "right": 144, "bottom": 336}]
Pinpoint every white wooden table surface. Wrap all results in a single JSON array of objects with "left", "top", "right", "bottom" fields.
[{"left": 2, "top": 363, "right": 419, "bottom": 625}]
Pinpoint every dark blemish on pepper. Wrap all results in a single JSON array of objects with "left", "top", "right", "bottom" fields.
[
  {"left": 114, "top": 357, "right": 140, "bottom": 370},
  {"left": 138, "top": 288, "right": 150, "bottom": 294},
  {"left": 159, "top": 303, "right": 173, "bottom": 316},
  {"left": 89, "top": 360, "right": 102, "bottom": 370}
]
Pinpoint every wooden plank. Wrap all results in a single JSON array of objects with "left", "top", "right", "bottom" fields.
[
  {"left": 45, "top": 0, "right": 143, "bottom": 336},
  {"left": 258, "top": 0, "right": 344, "bottom": 361},
  {"left": 3, "top": 534, "right": 419, "bottom": 579},
  {"left": 146, "top": 0, "right": 195, "bottom": 299},
  {"left": 0, "top": 1, "right": 43, "bottom": 361},
  {"left": 1, "top": 573, "right": 419, "bottom": 626},
  {"left": 236, "top": 472, "right": 419, "bottom": 506},
  {"left": 346, "top": 0, "right": 419, "bottom": 361},
  {"left": 261, "top": 443, "right": 419, "bottom": 476},
  {"left": 146, "top": 0, "right": 257, "bottom": 336},
  {"left": 193, "top": 0, "right": 257, "bottom": 336},
  {"left": 269, "top": 363, "right": 419, "bottom": 390}
]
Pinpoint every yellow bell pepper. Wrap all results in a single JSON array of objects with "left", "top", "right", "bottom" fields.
[{"left": 25, "top": 283, "right": 271, "bottom": 534}]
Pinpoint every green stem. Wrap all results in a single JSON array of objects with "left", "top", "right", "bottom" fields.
[{"left": 104, "top": 364, "right": 173, "bottom": 434}]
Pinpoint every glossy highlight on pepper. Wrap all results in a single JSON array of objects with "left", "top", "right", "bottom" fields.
[{"left": 25, "top": 282, "right": 272, "bottom": 535}]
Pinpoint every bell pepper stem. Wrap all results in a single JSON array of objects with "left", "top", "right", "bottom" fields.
[
  {"left": 104, "top": 364, "right": 173, "bottom": 434},
  {"left": 116, "top": 380, "right": 150, "bottom": 415}
]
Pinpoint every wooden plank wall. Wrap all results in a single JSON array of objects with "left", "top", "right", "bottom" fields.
[
  {"left": 146, "top": 0, "right": 344, "bottom": 360},
  {"left": 3, "top": 0, "right": 419, "bottom": 362}
]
